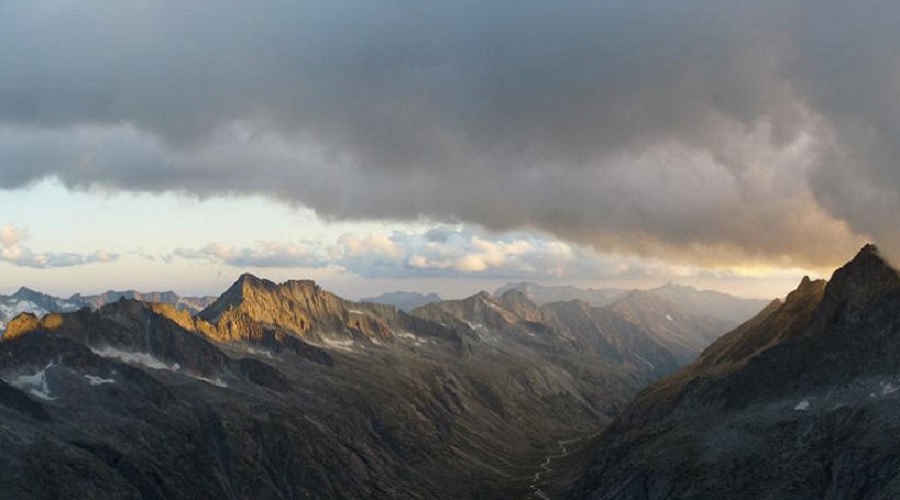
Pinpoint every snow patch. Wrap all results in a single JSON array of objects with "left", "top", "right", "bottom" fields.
[
  {"left": 85, "top": 374, "right": 116, "bottom": 386},
  {"left": 245, "top": 347, "right": 274, "bottom": 358},
  {"left": 466, "top": 321, "right": 486, "bottom": 331},
  {"left": 321, "top": 338, "right": 356, "bottom": 352},
  {"left": 0, "top": 300, "right": 47, "bottom": 319},
  {"left": 91, "top": 346, "right": 179, "bottom": 371},
  {"left": 794, "top": 400, "right": 810, "bottom": 411},
  {"left": 10, "top": 362, "right": 57, "bottom": 400},
  {"left": 395, "top": 330, "right": 429, "bottom": 346},
  {"left": 192, "top": 375, "right": 228, "bottom": 388},
  {"left": 634, "top": 354, "right": 656, "bottom": 370}
]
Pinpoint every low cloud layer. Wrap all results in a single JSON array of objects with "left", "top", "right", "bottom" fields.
[
  {"left": 3, "top": 2, "right": 899, "bottom": 267},
  {"left": 0, "top": 224, "right": 117, "bottom": 269},
  {"left": 172, "top": 225, "right": 795, "bottom": 284}
]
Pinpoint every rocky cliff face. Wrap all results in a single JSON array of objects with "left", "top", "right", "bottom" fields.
[{"left": 569, "top": 244, "right": 900, "bottom": 499}]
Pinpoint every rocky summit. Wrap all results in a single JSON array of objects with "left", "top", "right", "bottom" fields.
[
  {"left": 0, "top": 272, "right": 736, "bottom": 499},
  {"left": 569, "top": 244, "right": 900, "bottom": 499}
]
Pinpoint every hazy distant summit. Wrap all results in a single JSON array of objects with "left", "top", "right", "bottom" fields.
[
  {"left": 360, "top": 290, "right": 442, "bottom": 312},
  {"left": 495, "top": 282, "right": 626, "bottom": 307},
  {"left": 496, "top": 281, "right": 767, "bottom": 327}
]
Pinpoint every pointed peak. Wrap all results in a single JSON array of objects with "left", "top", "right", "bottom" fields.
[
  {"left": 785, "top": 276, "right": 827, "bottom": 303},
  {"left": 230, "top": 273, "right": 279, "bottom": 295},
  {"left": 807, "top": 243, "right": 900, "bottom": 334},
  {"left": 12, "top": 286, "right": 44, "bottom": 299},
  {"left": 834, "top": 242, "right": 896, "bottom": 281},
  {"left": 857, "top": 242, "right": 880, "bottom": 257},
  {"left": 795, "top": 275, "right": 826, "bottom": 292},
  {"left": 235, "top": 272, "right": 264, "bottom": 286}
]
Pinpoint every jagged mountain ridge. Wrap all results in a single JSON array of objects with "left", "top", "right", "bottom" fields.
[
  {"left": 570, "top": 244, "right": 900, "bottom": 499},
  {"left": 0, "top": 272, "right": 701, "bottom": 499},
  {"left": 418, "top": 285, "right": 737, "bottom": 371},
  {"left": 0, "top": 287, "right": 215, "bottom": 334},
  {"left": 0, "top": 288, "right": 82, "bottom": 333}
]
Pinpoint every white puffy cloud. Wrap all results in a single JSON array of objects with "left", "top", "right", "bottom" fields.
[
  {"left": 171, "top": 225, "right": 757, "bottom": 282},
  {"left": 0, "top": 224, "right": 117, "bottom": 269},
  {"left": 332, "top": 233, "right": 402, "bottom": 259},
  {"left": 174, "top": 242, "right": 322, "bottom": 269},
  {"left": 0, "top": 225, "right": 25, "bottom": 246}
]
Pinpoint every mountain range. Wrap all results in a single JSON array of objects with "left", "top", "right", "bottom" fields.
[
  {"left": 570, "top": 244, "right": 900, "bottom": 499},
  {"left": 0, "top": 272, "right": 759, "bottom": 498},
  {"left": 497, "top": 281, "right": 768, "bottom": 327},
  {"left": 5, "top": 251, "right": 892, "bottom": 498},
  {"left": 0, "top": 288, "right": 216, "bottom": 333}
]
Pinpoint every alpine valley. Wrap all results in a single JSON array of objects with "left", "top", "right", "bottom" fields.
[{"left": 3, "top": 246, "right": 898, "bottom": 499}]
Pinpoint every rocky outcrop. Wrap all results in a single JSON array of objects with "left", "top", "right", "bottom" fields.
[{"left": 200, "top": 274, "right": 434, "bottom": 345}]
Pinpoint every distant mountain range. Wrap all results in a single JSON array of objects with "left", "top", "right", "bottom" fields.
[
  {"left": 359, "top": 290, "right": 442, "bottom": 312},
  {"left": 0, "top": 288, "right": 216, "bottom": 333},
  {"left": 570, "top": 244, "right": 900, "bottom": 499},
  {"left": 495, "top": 282, "right": 627, "bottom": 307},
  {"left": 497, "top": 281, "right": 768, "bottom": 327}
]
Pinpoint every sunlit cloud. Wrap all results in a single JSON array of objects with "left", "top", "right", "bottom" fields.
[
  {"left": 169, "top": 225, "right": 823, "bottom": 289},
  {"left": 0, "top": 224, "right": 117, "bottom": 269},
  {"left": 174, "top": 242, "right": 323, "bottom": 269}
]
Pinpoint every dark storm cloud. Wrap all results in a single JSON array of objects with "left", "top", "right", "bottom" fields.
[{"left": 1, "top": 1, "right": 896, "bottom": 266}]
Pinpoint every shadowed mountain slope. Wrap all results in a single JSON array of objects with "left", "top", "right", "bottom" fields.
[{"left": 569, "top": 244, "right": 900, "bottom": 500}]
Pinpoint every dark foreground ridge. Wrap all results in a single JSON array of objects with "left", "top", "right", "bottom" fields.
[{"left": 570, "top": 244, "right": 900, "bottom": 499}]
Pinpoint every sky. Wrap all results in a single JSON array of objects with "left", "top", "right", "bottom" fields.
[{"left": 2, "top": 1, "right": 898, "bottom": 300}]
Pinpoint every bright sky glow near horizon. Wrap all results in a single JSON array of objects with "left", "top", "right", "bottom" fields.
[
  {"left": 3, "top": 1, "right": 897, "bottom": 301},
  {"left": 0, "top": 179, "right": 827, "bottom": 300}
]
